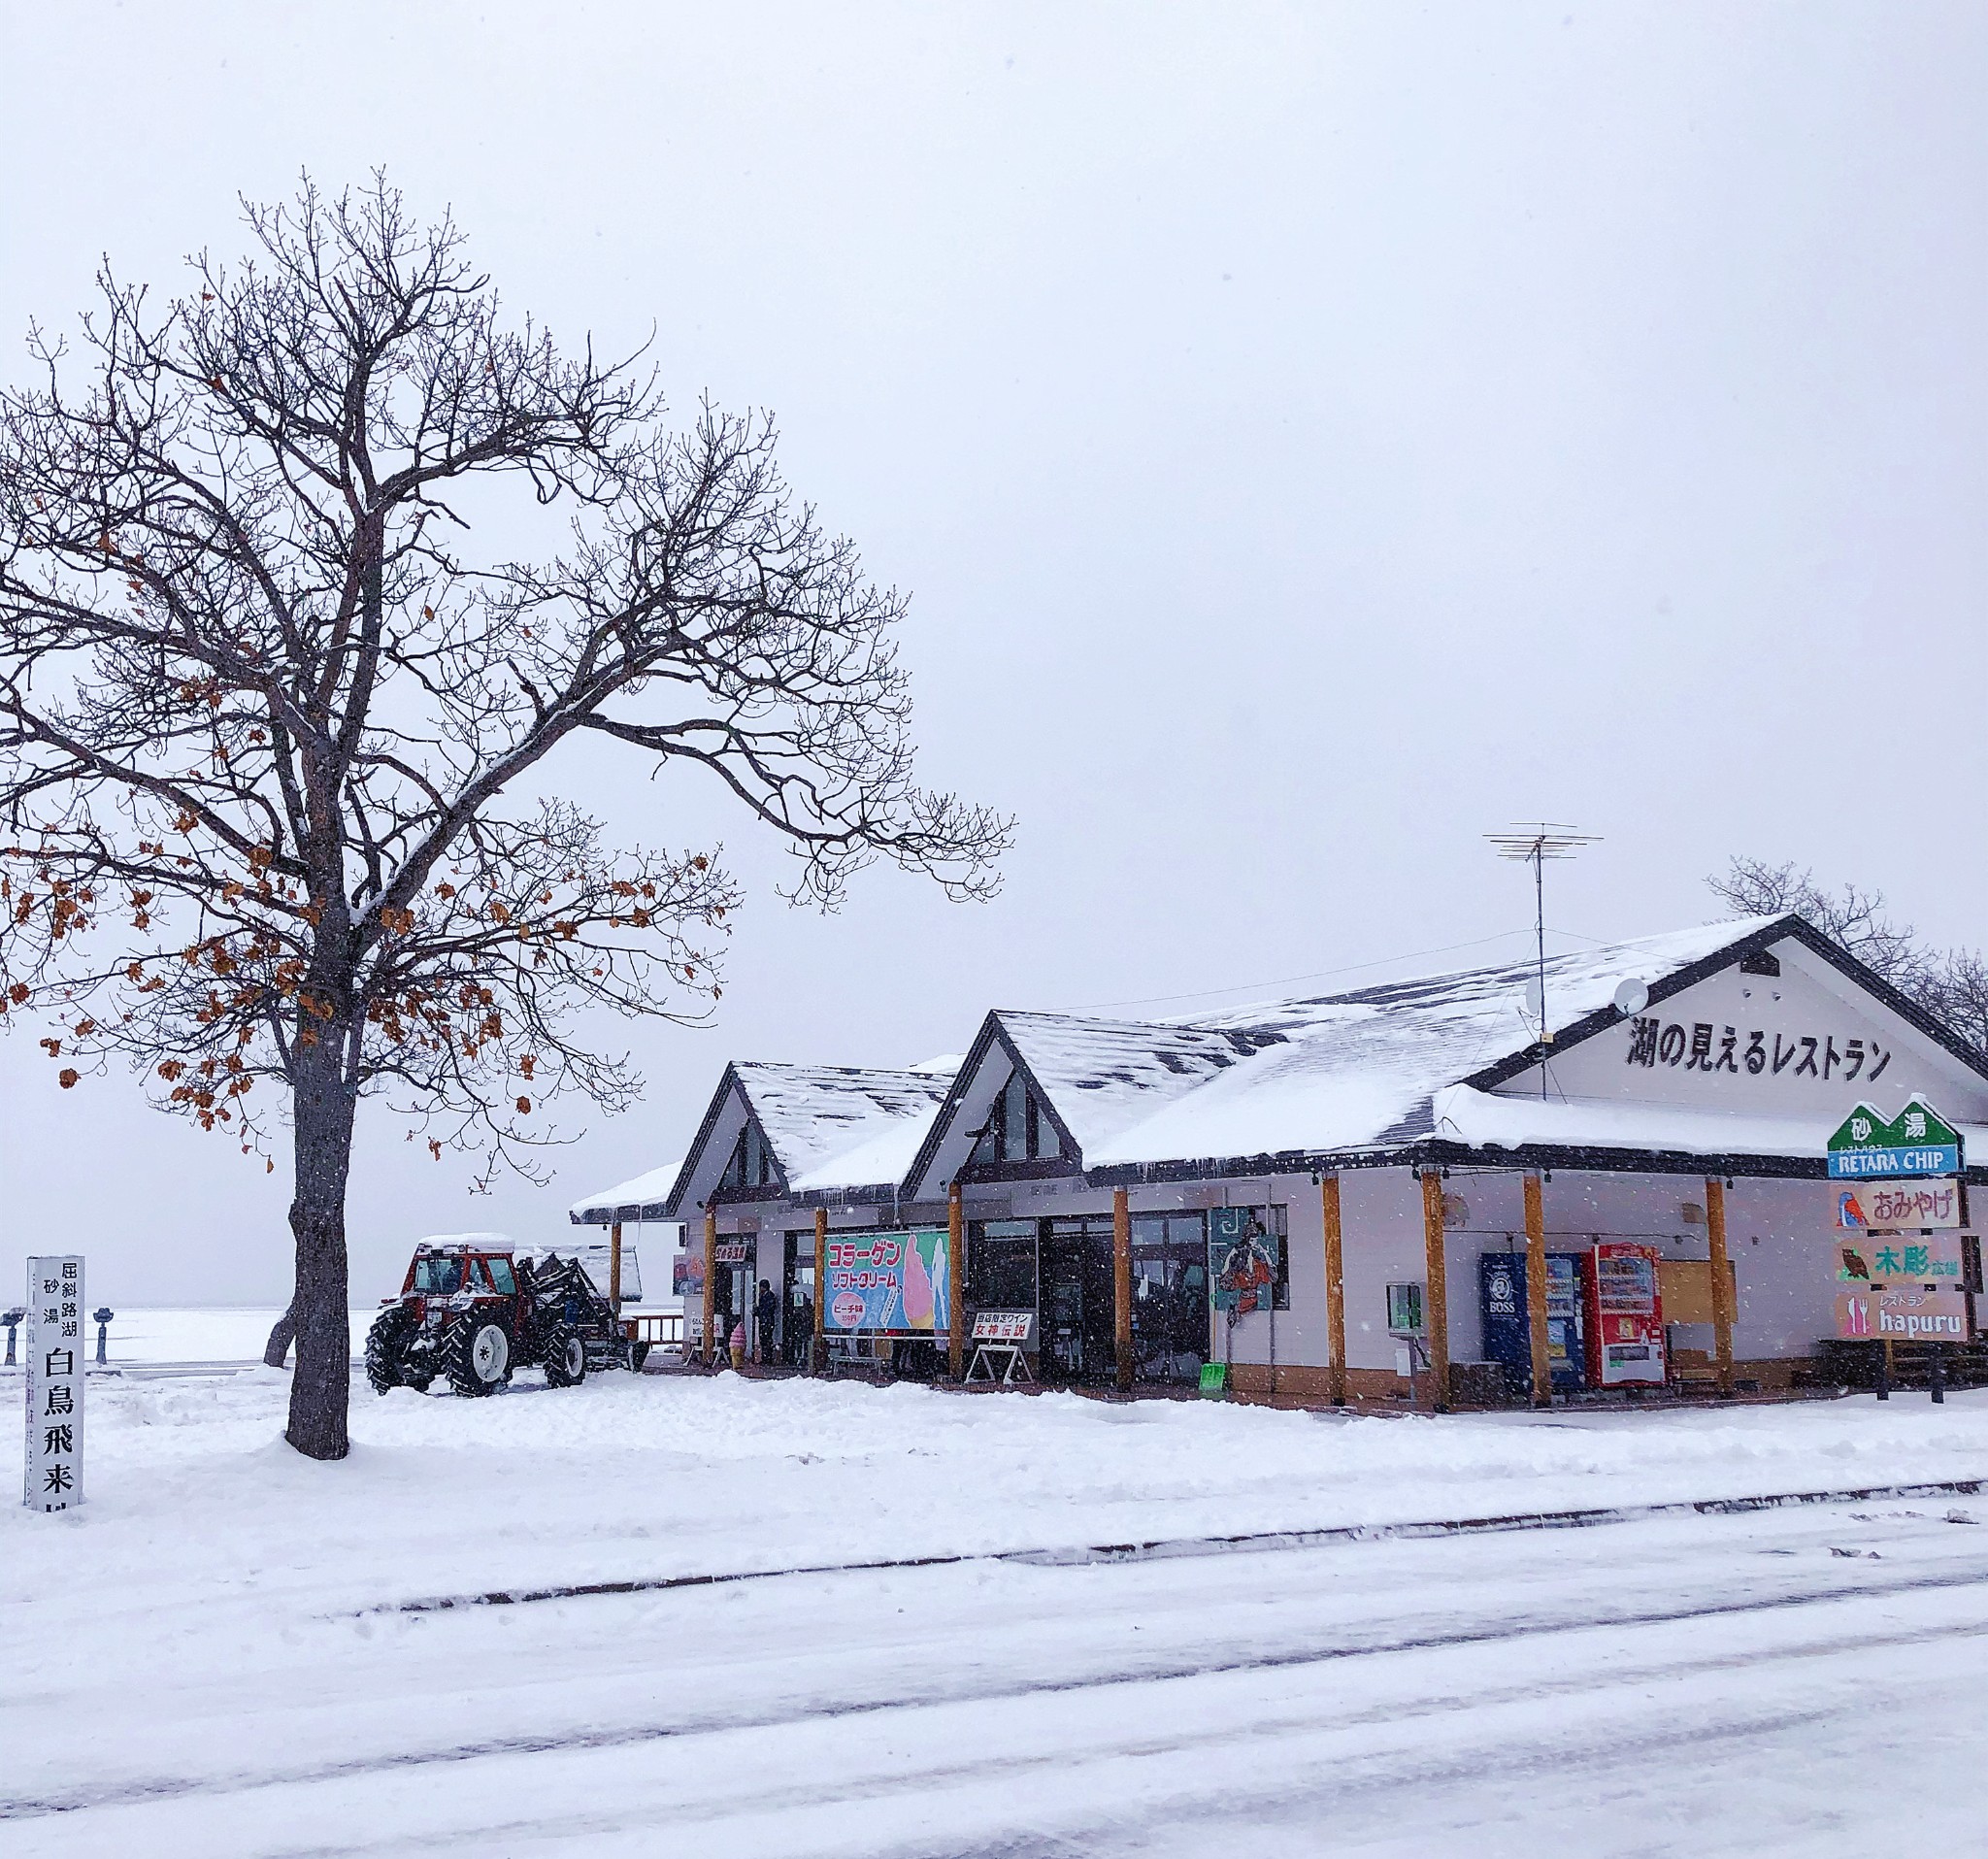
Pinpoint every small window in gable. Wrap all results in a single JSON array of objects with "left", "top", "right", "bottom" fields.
[
  {"left": 974, "top": 1067, "right": 1063, "bottom": 1163},
  {"left": 718, "top": 1117, "right": 776, "bottom": 1190},
  {"left": 1740, "top": 950, "right": 1781, "bottom": 977}
]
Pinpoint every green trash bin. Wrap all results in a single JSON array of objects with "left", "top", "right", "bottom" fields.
[{"left": 1198, "top": 1361, "right": 1228, "bottom": 1398}]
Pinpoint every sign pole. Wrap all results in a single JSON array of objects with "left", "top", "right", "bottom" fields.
[
  {"left": 23, "top": 1256, "right": 83, "bottom": 1512},
  {"left": 609, "top": 1219, "right": 623, "bottom": 1318}
]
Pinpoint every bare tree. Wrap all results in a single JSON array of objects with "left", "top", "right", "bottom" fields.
[
  {"left": 1708, "top": 856, "right": 1988, "bottom": 1058},
  {"left": 0, "top": 177, "right": 1009, "bottom": 1460},
  {"left": 1706, "top": 856, "right": 1933, "bottom": 990}
]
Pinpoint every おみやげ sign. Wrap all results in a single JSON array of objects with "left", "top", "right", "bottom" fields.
[{"left": 1837, "top": 1180, "right": 1964, "bottom": 1230}]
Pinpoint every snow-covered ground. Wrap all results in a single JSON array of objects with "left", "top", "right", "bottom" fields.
[{"left": 4, "top": 1361, "right": 1987, "bottom": 1855}]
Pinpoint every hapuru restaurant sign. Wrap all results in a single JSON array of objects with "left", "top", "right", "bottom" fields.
[
  {"left": 824, "top": 1230, "right": 951, "bottom": 1337},
  {"left": 1826, "top": 1098, "right": 1962, "bottom": 1179}
]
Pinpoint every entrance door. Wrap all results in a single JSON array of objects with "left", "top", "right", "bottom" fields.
[
  {"left": 782, "top": 1234, "right": 815, "bottom": 1367},
  {"left": 1042, "top": 1217, "right": 1115, "bottom": 1384},
  {"left": 1131, "top": 1212, "right": 1210, "bottom": 1383}
]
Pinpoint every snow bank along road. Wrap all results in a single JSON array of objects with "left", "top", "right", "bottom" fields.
[{"left": 5, "top": 1372, "right": 1988, "bottom": 1856}]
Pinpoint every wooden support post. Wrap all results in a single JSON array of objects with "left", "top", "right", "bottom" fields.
[
  {"left": 1523, "top": 1174, "right": 1550, "bottom": 1408},
  {"left": 947, "top": 1183, "right": 966, "bottom": 1381},
  {"left": 1420, "top": 1170, "right": 1451, "bottom": 1412},
  {"left": 1706, "top": 1176, "right": 1735, "bottom": 1397},
  {"left": 703, "top": 1206, "right": 719, "bottom": 1368},
  {"left": 813, "top": 1207, "right": 828, "bottom": 1374},
  {"left": 1322, "top": 1175, "right": 1346, "bottom": 1406},
  {"left": 609, "top": 1219, "right": 624, "bottom": 1317},
  {"left": 1112, "top": 1187, "right": 1133, "bottom": 1392}
]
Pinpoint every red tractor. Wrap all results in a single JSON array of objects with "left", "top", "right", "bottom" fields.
[{"left": 365, "top": 1235, "right": 649, "bottom": 1397}]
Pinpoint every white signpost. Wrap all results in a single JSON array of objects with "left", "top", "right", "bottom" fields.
[{"left": 24, "top": 1255, "right": 84, "bottom": 1511}]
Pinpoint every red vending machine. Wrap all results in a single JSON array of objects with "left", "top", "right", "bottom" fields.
[{"left": 1582, "top": 1242, "right": 1666, "bottom": 1387}]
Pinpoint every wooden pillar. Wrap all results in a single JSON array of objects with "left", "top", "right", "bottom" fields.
[
  {"left": 813, "top": 1207, "right": 828, "bottom": 1374},
  {"left": 609, "top": 1219, "right": 624, "bottom": 1317},
  {"left": 1112, "top": 1187, "right": 1134, "bottom": 1391},
  {"left": 1522, "top": 1174, "right": 1550, "bottom": 1408},
  {"left": 1420, "top": 1169, "right": 1451, "bottom": 1412},
  {"left": 946, "top": 1183, "right": 966, "bottom": 1381},
  {"left": 1322, "top": 1175, "right": 1346, "bottom": 1406},
  {"left": 703, "top": 1206, "right": 718, "bottom": 1368},
  {"left": 1706, "top": 1176, "right": 1735, "bottom": 1396}
]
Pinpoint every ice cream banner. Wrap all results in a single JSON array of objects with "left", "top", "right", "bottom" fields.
[
  {"left": 1836, "top": 1180, "right": 1963, "bottom": 1230},
  {"left": 824, "top": 1229, "right": 950, "bottom": 1337}
]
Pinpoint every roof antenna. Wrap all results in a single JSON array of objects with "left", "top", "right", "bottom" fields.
[{"left": 1485, "top": 823, "right": 1602, "bottom": 1098}]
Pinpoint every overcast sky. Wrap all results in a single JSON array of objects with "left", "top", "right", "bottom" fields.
[{"left": 1, "top": 2, "right": 1981, "bottom": 1307}]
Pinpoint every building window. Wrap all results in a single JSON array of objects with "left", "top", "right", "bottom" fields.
[
  {"left": 720, "top": 1120, "right": 775, "bottom": 1190},
  {"left": 969, "top": 1218, "right": 1039, "bottom": 1310},
  {"left": 973, "top": 1068, "right": 1063, "bottom": 1165}
]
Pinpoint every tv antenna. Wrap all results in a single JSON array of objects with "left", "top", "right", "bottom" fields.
[{"left": 1486, "top": 822, "right": 1602, "bottom": 1097}]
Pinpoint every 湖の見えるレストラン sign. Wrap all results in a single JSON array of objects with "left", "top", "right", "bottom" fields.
[{"left": 1827, "top": 1099, "right": 1963, "bottom": 1179}]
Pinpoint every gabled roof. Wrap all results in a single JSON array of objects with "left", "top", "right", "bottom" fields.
[
  {"left": 904, "top": 914, "right": 1988, "bottom": 1185},
  {"left": 664, "top": 1059, "right": 954, "bottom": 1215},
  {"left": 740, "top": 1061, "right": 953, "bottom": 1192},
  {"left": 1092, "top": 919, "right": 1773, "bottom": 1166}
]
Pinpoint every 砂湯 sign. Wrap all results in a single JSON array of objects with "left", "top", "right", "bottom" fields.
[{"left": 1827, "top": 1099, "right": 1962, "bottom": 1179}]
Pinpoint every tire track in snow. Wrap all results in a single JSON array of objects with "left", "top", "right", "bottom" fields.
[
  {"left": 348, "top": 1475, "right": 1985, "bottom": 1617},
  {"left": 11, "top": 1554, "right": 1988, "bottom": 1825}
]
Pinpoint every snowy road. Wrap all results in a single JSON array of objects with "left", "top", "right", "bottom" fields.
[{"left": 6, "top": 1372, "right": 1988, "bottom": 1855}]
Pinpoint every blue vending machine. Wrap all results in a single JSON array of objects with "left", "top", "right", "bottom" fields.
[{"left": 1478, "top": 1251, "right": 1586, "bottom": 1396}]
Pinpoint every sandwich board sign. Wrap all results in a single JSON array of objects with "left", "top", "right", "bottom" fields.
[
  {"left": 24, "top": 1256, "right": 83, "bottom": 1512},
  {"left": 1827, "top": 1099, "right": 1962, "bottom": 1179}
]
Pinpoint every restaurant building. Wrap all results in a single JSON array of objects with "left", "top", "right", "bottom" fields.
[{"left": 658, "top": 913, "right": 1988, "bottom": 1402}]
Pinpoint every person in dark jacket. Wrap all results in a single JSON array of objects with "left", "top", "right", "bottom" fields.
[{"left": 754, "top": 1278, "right": 780, "bottom": 1368}]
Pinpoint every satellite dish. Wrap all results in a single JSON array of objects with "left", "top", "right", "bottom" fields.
[
  {"left": 1523, "top": 978, "right": 1545, "bottom": 1022},
  {"left": 1612, "top": 978, "right": 1650, "bottom": 1016}
]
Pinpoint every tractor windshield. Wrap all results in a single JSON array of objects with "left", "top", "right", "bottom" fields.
[
  {"left": 483, "top": 1258, "right": 516, "bottom": 1294},
  {"left": 412, "top": 1256, "right": 465, "bottom": 1295}
]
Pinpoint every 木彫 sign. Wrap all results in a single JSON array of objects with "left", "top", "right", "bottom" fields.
[
  {"left": 823, "top": 1230, "right": 951, "bottom": 1337},
  {"left": 1836, "top": 1180, "right": 1964, "bottom": 1230},
  {"left": 24, "top": 1255, "right": 83, "bottom": 1512},
  {"left": 1835, "top": 1235, "right": 1965, "bottom": 1285},
  {"left": 1826, "top": 1099, "right": 1962, "bottom": 1179}
]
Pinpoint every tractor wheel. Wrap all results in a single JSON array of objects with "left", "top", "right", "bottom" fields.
[
  {"left": 445, "top": 1318, "right": 511, "bottom": 1397},
  {"left": 365, "top": 1308, "right": 414, "bottom": 1395},
  {"left": 542, "top": 1325, "right": 587, "bottom": 1388}
]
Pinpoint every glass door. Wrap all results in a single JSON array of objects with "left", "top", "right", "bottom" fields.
[
  {"left": 1131, "top": 1212, "right": 1210, "bottom": 1383},
  {"left": 1042, "top": 1217, "right": 1115, "bottom": 1384}
]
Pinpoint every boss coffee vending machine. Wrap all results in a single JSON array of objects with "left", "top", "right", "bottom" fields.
[{"left": 1582, "top": 1241, "right": 1666, "bottom": 1387}]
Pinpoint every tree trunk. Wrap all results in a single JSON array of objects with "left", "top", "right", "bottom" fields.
[
  {"left": 262, "top": 1298, "right": 298, "bottom": 1368},
  {"left": 285, "top": 1036, "right": 357, "bottom": 1460}
]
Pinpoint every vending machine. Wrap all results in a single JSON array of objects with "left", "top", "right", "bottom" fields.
[
  {"left": 1581, "top": 1242, "right": 1666, "bottom": 1386},
  {"left": 1477, "top": 1251, "right": 1587, "bottom": 1395}
]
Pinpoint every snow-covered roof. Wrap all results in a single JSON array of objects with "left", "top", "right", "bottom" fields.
[
  {"left": 569, "top": 1162, "right": 684, "bottom": 1225},
  {"left": 1086, "top": 920, "right": 1767, "bottom": 1166},
  {"left": 735, "top": 1061, "right": 954, "bottom": 1192}
]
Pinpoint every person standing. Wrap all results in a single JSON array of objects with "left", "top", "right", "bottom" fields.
[{"left": 754, "top": 1278, "right": 780, "bottom": 1369}]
